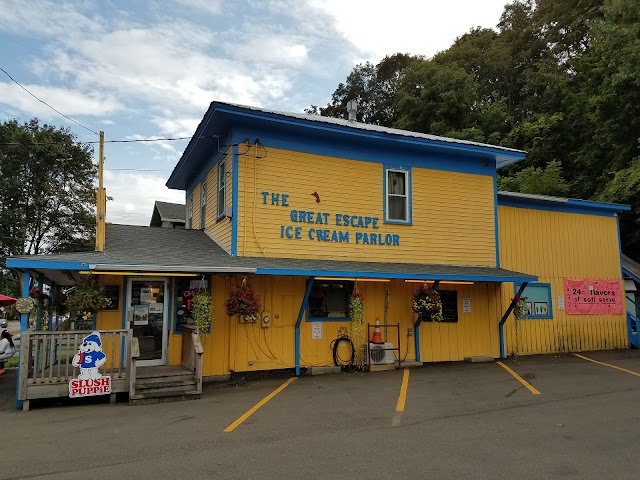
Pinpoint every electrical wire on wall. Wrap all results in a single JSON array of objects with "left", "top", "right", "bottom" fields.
[{"left": 251, "top": 140, "right": 267, "bottom": 257}]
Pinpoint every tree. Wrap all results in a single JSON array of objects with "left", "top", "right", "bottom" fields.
[
  {"left": 305, "top": 53, "right": 419, "bottom": 126},
  {"left": 499, "top": 160, "right": 571, "bottom": 196},
  {"left": 0, "top": 118, "right": 96, "bottom": 293}
]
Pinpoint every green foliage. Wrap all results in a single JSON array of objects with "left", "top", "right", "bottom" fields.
[
  {"left": 65, "top": 276, "right": 111, "bottom": 313},
  {"left": 499, "top": 160, "right": 570, "bottom": 197},
  {"left": 192, "top": 291, "right": 212, "bottom": 337},
  {"left": 347, "top": 289, "right": 366, "bottom": 369}
]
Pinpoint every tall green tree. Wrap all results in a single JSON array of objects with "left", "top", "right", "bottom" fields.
[
  {"left": 306, "top": 53, "right": 419, "bottom": 126},
  {"left": 0, "top": 119, "right": 96, "bottom": 293}
]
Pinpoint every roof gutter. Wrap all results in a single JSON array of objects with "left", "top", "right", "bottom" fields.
[{"left": 89, "top": 264, "right": 257, "bottom": 273}]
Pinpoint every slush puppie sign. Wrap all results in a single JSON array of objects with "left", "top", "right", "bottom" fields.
[{"left": 68, "top": 331, "right": 111, "bottom": 398}]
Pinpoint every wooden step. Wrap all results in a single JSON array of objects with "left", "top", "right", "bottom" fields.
[
  {"left": 129, "top": 391, "right": 201, "bottom": 406},
  {"left": 135, "top": 383, "right": 197, "bottom": 396},
  {"left": 135, "top": 378, "right": 197, "bottom": 390}
]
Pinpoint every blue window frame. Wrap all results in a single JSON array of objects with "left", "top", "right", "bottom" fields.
[
  {"left": 306, "top": 280, "right": 353, "bottom": 322},
  {"left": 515, "top": 282, "right": 553, "bottom": 319},
  {"left": 384, "top": 167, "right": 412, "bottom": 224}
]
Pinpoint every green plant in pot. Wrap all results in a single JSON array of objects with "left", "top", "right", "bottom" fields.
[{"left": 191, "top": 291, "right": 212, "bottom": 340}]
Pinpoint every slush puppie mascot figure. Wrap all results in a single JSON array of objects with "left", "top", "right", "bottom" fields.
[{"left": 72, "top": 331, "right": 107, "bottom": 380}]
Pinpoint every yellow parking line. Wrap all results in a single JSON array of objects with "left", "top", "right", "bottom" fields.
[
  {"left": 497, "top": 361, "right": 541, "bottom": 395},
  {"left": 574, "top": 353, "right": 640, "bottom": 377},
  {"left": 396, "top": 369, "right": 410, "bottom": 412},
  {"left": 224, "top": 377, "right": 297, "bottom": 432}
]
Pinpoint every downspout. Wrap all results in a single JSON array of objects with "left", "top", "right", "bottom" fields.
[
  {"left": 499, "top": 282, "right": 528, "bottom": 359},
  {"left": 295, "top": 277, "right": 315, "bottom": 376},
  {"left": 414, "top": 280, "right": 439, "bottom": 363}
]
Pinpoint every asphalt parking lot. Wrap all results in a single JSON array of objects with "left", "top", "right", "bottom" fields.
[{"left": 1, "top": 349, "right": 640, "bottom": 480}]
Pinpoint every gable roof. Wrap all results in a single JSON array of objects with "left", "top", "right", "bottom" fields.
[
  {"left": 167, "top": 101, "right": 528, "bottom": 190},
  {"left": 7, "top": 224, "right": 537, "bottom": 285},
  {"left": 150, "top": 201, "right": 185, "bottom": 226}
]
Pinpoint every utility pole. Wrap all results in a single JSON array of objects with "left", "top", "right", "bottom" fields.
[{"left": 95, "top": 131, "right": 106, "bottom": 251}]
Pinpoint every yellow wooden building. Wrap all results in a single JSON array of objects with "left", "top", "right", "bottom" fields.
[{"left": 8, "top": 101, "right": 631, "bottom": 406}]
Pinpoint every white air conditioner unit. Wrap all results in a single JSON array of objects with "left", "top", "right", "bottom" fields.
[{"left": 367, "top": 342, "right": 396, "bottom": 365}]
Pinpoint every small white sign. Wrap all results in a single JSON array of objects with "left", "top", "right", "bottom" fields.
[
  {"left": 311, "top": 322, "right": 322, "bottom": 340},
  {"left": 148, "top": 303, "right": 163, "bottom": 314},
  {"left": 462, "top": 297, "right": 471, "bottom": 313},
  {"left": 558, "top": 296, "right": 565, "bottom": 310}
]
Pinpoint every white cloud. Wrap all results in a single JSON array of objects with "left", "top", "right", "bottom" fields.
[
  {"left": 176, "top": 0, "right": 224, "bottom": 15},
  {"left": 0, "top": 82, "right": 122, "bottom": 118},
  {"left": 307, "top": 0, "right": 507, "bottom": 61},
  {"left": 104, "top": 171, "right": 184, "bottom": 225},
  {"left": 234, "top": 34, "right": 309, "bottom": 66}
]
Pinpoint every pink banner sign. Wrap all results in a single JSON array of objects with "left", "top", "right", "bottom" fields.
[{"left": 564, "top": 279, "right": 623, "bottom": 315}]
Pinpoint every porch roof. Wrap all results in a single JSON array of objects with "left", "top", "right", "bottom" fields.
[{"left": 7, "top": 224, "right": 537, "bottom": 285}]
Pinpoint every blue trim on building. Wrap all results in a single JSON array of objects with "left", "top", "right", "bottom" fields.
[
  {"left": 6, "top": 259, "right": 91, "bottom": 270},
  {"left": 498, "top": 195, "right": 630, "bottom": 217},
  {"left": 499, "top": 282, "right": 528, "bottom": 358},
  {"left": 219, "top": 105, "right": 525, "bottom": 162},
  {"left": 16, "top": 268, "right": 31, "bottom": 409},
  {"left": 295, "top": 278, "right": 315, "bottom": 376},
  {"left": 493, "top": 175, "right": 501, "bottom": 268},
  {"left": 233, "top": 126, "right": 498, "bottom": 177},
  {"left": 256, "top": 268, "right": 537, "bottom": 283},
  {"left": 231, "top": 142, "right": 239, "bottom": 256},
  {"left": 514, "top": 282, "right": 553, "bottom": 319}
]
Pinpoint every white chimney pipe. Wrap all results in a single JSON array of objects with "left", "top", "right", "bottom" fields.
[{"left": 347, "top": 99, "right": 358, "bottom": 122}]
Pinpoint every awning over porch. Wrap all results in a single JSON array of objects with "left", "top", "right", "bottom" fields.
[{"left": 6, "top": 224, "right": 537, "bottom": 284}]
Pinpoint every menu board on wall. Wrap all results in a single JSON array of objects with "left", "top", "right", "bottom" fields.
[
  {"left": 439, "top": 291, "right": 459, "bottom": 323},
  {"left": 564, "top": 279, "right": 623, "bottom": 315}
]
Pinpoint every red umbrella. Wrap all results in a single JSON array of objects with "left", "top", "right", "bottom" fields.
[{"left": 0, "top": 294, "right": 17, "bottom": 307}]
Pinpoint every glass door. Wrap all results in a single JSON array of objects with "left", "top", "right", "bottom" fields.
[{"left": 126, "top": 278, "right": 168, "bottom": 366}]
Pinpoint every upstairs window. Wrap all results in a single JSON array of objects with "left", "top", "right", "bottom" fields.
[
  {"left": 200, "top": 180, "right": 207, "bottom": 229},
  {"left": 385, "top": 168, "right": 411, "bottom": 223},
  {"left": 217, "top": 161, "right": 226, "bottom": 218},
  {"left": 186, "top": 196, "right": 193, "bottom": 229}
]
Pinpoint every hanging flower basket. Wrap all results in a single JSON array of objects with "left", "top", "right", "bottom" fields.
[
  {"left": 512, "top": 295, "right": 529, "bottom": 321},
  {"left": 65, "top": 275, "right": 112, "bottom": 313},
  {"left": 412, "top": 284, "right": 443, "bottom": 322},
  {"left": 225, "top": 282, "right": 261, "bottom": 322},
  {"left": 192, "top": 290, "right": 212, "bottom": 337}
]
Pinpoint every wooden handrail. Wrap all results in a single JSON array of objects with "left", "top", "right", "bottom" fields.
[{"left": 180, "top": 325, "right": 204, "bottom": 394}]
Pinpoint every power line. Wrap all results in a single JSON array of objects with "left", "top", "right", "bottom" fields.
[
  {"left": 0, "top": 135, "right": 218, "bottom": 146},
  {"left": 0, "top": 66, "right": 99, "bottom": 136}
]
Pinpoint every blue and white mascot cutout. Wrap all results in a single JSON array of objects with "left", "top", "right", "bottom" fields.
[
  {"left": 69, "top": 331, "right": 112, "bottom": 398},
  {"left": 72, "top": 331, "right": 107, "bottom": 380}
]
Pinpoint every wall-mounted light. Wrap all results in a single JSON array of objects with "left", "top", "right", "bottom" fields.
[{"left": 404, "top": 280, "right": 475, "bottom": 285}]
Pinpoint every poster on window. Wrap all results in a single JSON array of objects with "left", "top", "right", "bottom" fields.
[{"left": 564, "top": 279, "right": 623, "bottom": 315}]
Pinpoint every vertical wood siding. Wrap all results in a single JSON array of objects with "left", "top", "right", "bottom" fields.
[
  {"left": 199, "top": 276, "right": 501, "bottom": 376},
  {"left": 498, "top": 206, "right": 626, "bottom": 355},
  {"left": 236, "top": 146, "right": 496, "bottom": 265}
]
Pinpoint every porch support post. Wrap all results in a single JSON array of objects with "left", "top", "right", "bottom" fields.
[
  {"left": 499, "top": 282, "right": 528, "bottom": 359},
  {"left": 16, "top": 269, "right": 31, "bottom": 409},
  {"left": 48, "top": 283, "right": 56, "bottom": 331},
  {"left": 414, "top": 280, "right": 439, "bottom": 363},
  {"left": 295, "top": 277, "right": 315, "bottom": 376},
  {"left": 35, "top": 274, "right": 44, "bottom": 330},
  {"left": 20, "top": 269, "right": 31, "bottom": 333}
]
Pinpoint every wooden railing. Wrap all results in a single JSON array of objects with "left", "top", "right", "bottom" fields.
[
  {"left": 180, "top": 325, "right": 204, "bottom": 394},
  {"left": 18, "top": 329, "right": 132, "bottom": 411}
]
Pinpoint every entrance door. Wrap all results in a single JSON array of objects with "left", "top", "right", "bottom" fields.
[{"left": 126, "top": 278, "right": 168, "bottom": 366}]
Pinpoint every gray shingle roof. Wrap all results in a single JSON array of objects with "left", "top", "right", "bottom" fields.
[
  {"left": 153, "top": 201, "right": 186, "bottom": 222},
  {"left": 9, "top": 224, "right": 536, "bottom": 283}
]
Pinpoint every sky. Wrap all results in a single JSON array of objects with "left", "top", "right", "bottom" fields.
[{"left": 0, "top": 0, "right": 510, "bottom": 225}]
